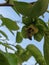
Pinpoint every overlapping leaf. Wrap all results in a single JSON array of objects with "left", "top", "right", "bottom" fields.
[
  {"left": 5, "top": 53, "right": 18, "bottom": 65},
  {"left": 34, "top": 32, "right": 44, "bottom": 42},
  {"left": 34, "top": 18, "right": 48, "bottom": 42},
  {"left": 0, "top": 42, "right": 15, "bottom": 50},
  {"left": 44, "top": 31, "right": 49, "bottom": 65},
  {"left": 13, "top": 1, "right": 32, "bottom": 17},
  {"left": 0, "top": 50, "right": 18, "bottom": 65},
  {"left": 26, "top": 44, "right": 47, "bottom": 65},
  {"left": 0, "top": 30, "right": 8, "bottom": 40},
  {"left": 16, "top": 32, "right": 23, "bottom": 43},
  {"left": 15, "top": 44, "right": 46, "bottom": 65},
  {"left": 15, "top": 45, "right": 24, "bottom": 56},
  {"left": 36, "top": 19, "right": 48, "bottom": 31},
  {"left": 1, "top": 18, "right": 19, "bottom": 31},
  {"left": 2, "top": 43, "right": 15, "bottom": 51},
  {"left": 20, "top": 50, "right": 31, "bottom": 61},
  {"left": 13, "top": 0, "right": 48, "bottom": 18},
  {"left": 0, "top": 51, "right": 10, "bottom": 65},
  {"left": 21, "top": 26, "right": 27, "bottom": 38},
  {"left": 22, "top": 16, "right": 32, "bottom": 26}
]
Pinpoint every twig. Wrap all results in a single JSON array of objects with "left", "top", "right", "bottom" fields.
[
  {"left": 0, "top": 0, "right": 13, "bottom": 6},
  {"left": 0, "top": 3, "right": 13, "bottom": 6}
]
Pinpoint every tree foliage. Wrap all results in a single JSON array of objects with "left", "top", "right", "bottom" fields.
[{"left": 0, "top": 0, "right": 49, "bottom": 65}]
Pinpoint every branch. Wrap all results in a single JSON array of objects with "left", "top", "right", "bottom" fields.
[{"left": 0, "top": 3, "right": 13, "bottom": 6}]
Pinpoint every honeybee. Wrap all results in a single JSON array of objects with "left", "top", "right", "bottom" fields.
[{"left": 27, "top": 28, "right": 33, "bottom": 40}]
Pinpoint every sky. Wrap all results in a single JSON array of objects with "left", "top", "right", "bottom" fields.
[{"left": 0, "top": 0, "right": 49, "bottom": 65}]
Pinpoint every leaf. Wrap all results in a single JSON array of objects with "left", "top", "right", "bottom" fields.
[
  {"left": 1, "top": 43, "right": 15, "bottom": 51},
  {"left": 26, "top": 44, "right": 47, "bottom": 65},
  {"left": 0, "top": 50, "right": 10, "bottom": 65},
  {"left": 13, "top": 1, "right": 32, "bottom": 17},
  {"left": 0, "top": 42, "right": 15, "bottom": 50},
  {"left": 9, "top": 0, "right": 14, "bottom": 5},
  {"left": 34, "top": 18, "right": 48, "bottom": 42},
  {"left": 20, "top": 50, "right": 31, "bottom": 61},
  {"left": 0, "top": 30, "right": 8, "bottom": 40},
  {"left": 15, "top": 45, "right": 24, "bottom": 56},
  {"left": 15, "top": 45, "right": 31, "bottom": 62},
  {"left": 16, "top": 32, "right": 23, "bottom": 43},
  {"left": 21, "top": 26, "right": 27, "bottom": 38},
  {"left": 36, "top": 19, "right": 48, "bottom": 31},
  {"left": 5, "top": 53, "right": 18, "bottom": 65},
  {"left": 1, "top": 18, "right": 19, "bottom": 31},
  {"left": 12, "top": 5, "right": 20, "bottom": 16},
  {"left": 22, "top": 16, "right": 32, "bottom": 26},
  {"left": 5, "top": 0, "right": 15, "bottom": 5},
  {"left": 44, "top": 31, "right": 49, "bottom": 65},
  {"left": 13, "top": 1, "right": 48, "bottom": 18},
  {"left": 0, "top": 42, "right": 2, "bottom": 44},
  {"left": 0, "top": 50, "right": 18, "bottom": 65},
  {"left": 34, "top": 31, "right": 44, "bottom": 42}
]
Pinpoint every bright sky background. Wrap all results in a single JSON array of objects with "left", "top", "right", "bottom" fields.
[{"left": 0, "top": 0, "right": 49, "bottom": 65}]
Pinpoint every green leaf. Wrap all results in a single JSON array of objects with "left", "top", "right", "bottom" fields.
[
  {"left": 15, "top": 45, "right": 24, "bottom": 56},
  {"left": 20, "top": 50, "right": 31, "bottom": 61},
  {"left": 34, "top": 18, "right": 48, "bottom": 42},
  {"left": 16, "top": 32, "right": 23, "bottom": 43},
  {"left": 12, "top": 6, "right": 20, "bottom": 16},
  {"left": 21, "top": 26, "right": 27, "bottom": 38},
  {"left": 0, "top": 50, "right": 10, "bottom": 65},
  {"left": 10, "top": 0, "right": 20, "bottom": 15},
  {"left": 26, "top": 44, "right": 47, "bottom": 65},
  {"left": 13, "top": 1, "right": 32, "bottom": 17},
  {"left": 0, "top": 50, "right": 18, "bottom": 65},
  {"left": 44, "top": 31, "right": 49, "bottom": 65},
  {"left": 1, "top": 18, "right": 19, "bottom": 31},
  {"left": 5, "top": 0, "right": 15, "bottom": 5},
  {"left": 5, "top": 53, "right": 18, "bottom": 65},
  {"left": 1, "top": 43, "right": 15, "bottom": 51},
  {"left": 15, "top": 45, "right": 31, "bottom": 62},
  {"left": 0, "top": 42, "right": 15, "bottom": 50},
  {"left": 36, "top": 19, "right": 48, "bottom": 31},
  {"left": 0, "top": 30, "right": 8, "bottom": 40},
  {"left": 34, "top": 31, "right": 44, "bottom": 42},
  {"left": 13, "top": 0, "right": 48, "bottom": 18},
  {"left": 0, "top": 42, "right": 2, "bottom": 44},
  {"left": 22, "top": 16, "right": 32, "bottom": 26}
]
